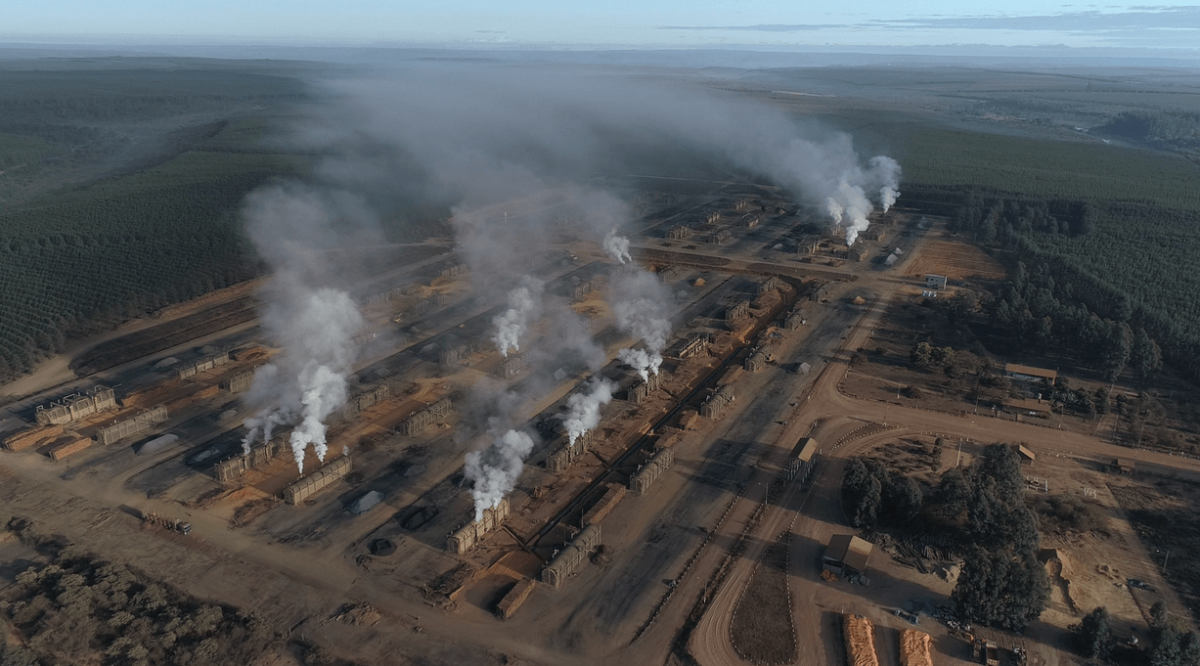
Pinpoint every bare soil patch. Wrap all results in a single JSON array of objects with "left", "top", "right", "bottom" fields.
[
  {"left": 1111, "top": 478, "right": 1200, "bottom": 621},
  {"left": 72, "top": 296, "right": 259, "bottom": 375},
  {"left": 902, "top": 240, "right": 1007, "bottom": 282}
]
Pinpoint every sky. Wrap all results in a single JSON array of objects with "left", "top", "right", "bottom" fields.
[{"left": 5, "top": 1, "right": 1200, "bottom": 51}]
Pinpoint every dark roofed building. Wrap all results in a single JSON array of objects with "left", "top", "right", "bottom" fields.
[
  {"left": 1004, "top": 363, "right": 1057, "bottom": 383},
  {"left": 787, "top": 437, "right": 819, "bottom": 483},
  {"left": 1111, "top": 458, "right": 1136, "bottom": 474},
  {"left": 824, "top": 534, "right": 872, "bottom": 576}
]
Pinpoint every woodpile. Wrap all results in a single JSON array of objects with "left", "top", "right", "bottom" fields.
[
  {"left": 900, "top": 630, "right": 933, "bottom": 666},
  {"left": 49, "top": 438, "right": 93, "bottom": 461},
  {"left": 496, "top": 578, "right": 536, "bottom": 620},
  {"left": 232, "top": 345, "right": 271, "bottom": 362},
  {"left": 3, "top": 425, "right": 64, "bottom": 451},
  {"left": 864, "top": 530, "right": 957, "bottom": 574},
  {"left": 843, "top": 614, "right": 879, "bottom": 666}
]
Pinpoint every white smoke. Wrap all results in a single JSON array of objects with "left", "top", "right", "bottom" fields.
[
  {"left": 563, "top": 378, "right": 615, "bottom": 447},
  {"left": 492, "top": 276, "right": 544, "bottom": 357},
  {"left": 464, "top": 429, "right": 535, "bottom": 521},
  {"left": 242, "top": 288, "right": 364, "bottom": 473},
  {"left": 825, "top": 198, "right": 844, "bottom": 225},
  {"left": 611, "top": 270, "right": 672, "bottom": 382},
  {"left": 602, "top": 229, "right": 632, "bottom": 264},
  {"left": 617, "top": 348, "right": 658, "bottom": 383},
  {"left": 837, "top": 179, "right": 874, "bottom": 246},
  {"left": 238, "top": 184, "right": 373, "bottom": 474},
  {"left": 868, "top": 156, "right": 902, "bottom": 214},
  {"left": 880, "top": 187, "right": 898, "bottom": 213},
  {"left": 817, "top": 156, "right": 902, "bottom": 245},
  {"left": 300, "top": 67, "right": 902, "bottom": 252}
]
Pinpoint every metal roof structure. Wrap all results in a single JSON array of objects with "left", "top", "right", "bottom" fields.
[{"left": 825, "top": 534, "right": 872, "bottom": 573}]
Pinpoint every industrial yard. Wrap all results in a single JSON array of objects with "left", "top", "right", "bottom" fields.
[
  {"left": 1, "top": 178, "right": 1184, "bottom": 666},
  {"left": 4, "top": 59, "right": 1200, "bottom": 666},
  {"left": 0, "top": 177, "right": 1191, "bottom": 666}
]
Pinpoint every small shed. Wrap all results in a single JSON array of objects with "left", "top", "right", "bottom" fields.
[
  {"left": 1111, "top": 458, "right": 1136, "bottom": 474},
  {"left": 824, "top": 534, "right": 872, "bottom": 576},
  {"left": 1012, "top": 444, "right": 1036, "bottom": 465},
  {"left": 1003, "top": 398, "right": 1052, "bottom": 418},
  {"left": 787, "top": 437, "right": 819, "bottom": 483},
  {"left": 925, "top": 274, "right": 948, "bottom": 291},
  {"left": 1004, "top": 363, "right": 1057, "bottom": 384}
]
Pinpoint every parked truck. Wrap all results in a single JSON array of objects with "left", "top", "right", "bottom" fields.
[
  {"left": 142, "top": 511, "right": 191, "bottom": 535},
  {"left": 972, "top": 639, "right": 1000, "bottom": 666}
]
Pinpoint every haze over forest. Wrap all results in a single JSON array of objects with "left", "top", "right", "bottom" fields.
[{"left": 2, "top": 5, "right": 1200, "bottom": 666}]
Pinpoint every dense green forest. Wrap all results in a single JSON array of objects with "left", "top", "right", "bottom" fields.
[
  {"left": 902, "top": 128, "right": 1200, "bottom": 212},
  {"left": 842, "top": 443, "right": 1049, "bottom": 631},
  {"left": 1099, "top": 110, "right": 1200, "bottom": 151},
  {"left": 902, "top": 127, "right": 1200, "bottom": 385},
  {"left": 0, "top": 65, "right": 310, "bottom": 383},
  {"left": 0, "top": 135, "right": 305, "bottom": 381},
  {"left": 945, "top": 192, "right": 1199, "bottom": 383}
]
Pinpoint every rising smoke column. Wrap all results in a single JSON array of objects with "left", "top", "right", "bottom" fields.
[
  {"left": 304, "top": 66, "right": 902, "bottom": 250},
  {"left": 611, "top": 269, "right": 672, "bottom": 382},
  {"left": 464, "top": 429, "right": 536, "bottom": 521},
  {"left": 818, "top": 159, "right": 901, "bottom": 245},
  {"left": 492, "top": 276, "right": 544, "bottom": 357},
  {"left": 563, "top": 378, "right": 615, "bottom": 447},
  {"left": 242, "top": 288, "right": 364, "bottom": 473},
  {"left": 868, "top": 156, "right": 902, "bottom": 213},
  {"left": 239, "top": 185, "right": 371, "bottom": 473},
  {"left": 603, "top": 229, "right": 632, "bottom": 264}
]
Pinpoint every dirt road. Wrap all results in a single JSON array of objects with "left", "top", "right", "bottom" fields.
[{"left": 679, "top": 226, "right": 1200, "bottom": 666}]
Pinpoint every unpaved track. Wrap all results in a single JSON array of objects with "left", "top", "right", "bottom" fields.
[
  {"left": 682, "top": 212, "right": 933, "bottom": 666},
  {"left": 682, "top": 223, "right": 1200, "bottom": 666},
  {"left": 6, "top": 219, "right": 1198, "bottom": 666}
]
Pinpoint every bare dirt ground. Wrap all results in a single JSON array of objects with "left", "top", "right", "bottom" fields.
[
  {"left": 3, "top": 209, "right": 1198, "bottom": 666},
  {"left": 678, "top": 222, "right": 1200, "bottom": 666},
  {"left": 901, "top": 240, "right": 1007, "bottom": 282},
  {"left": 1110, "top": 476, "right": 1200, "bottom": 622}
]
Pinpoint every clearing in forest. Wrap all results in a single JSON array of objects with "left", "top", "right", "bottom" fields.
[{"left": 904, "top": 240, "right": 1007, "bottom": 282}]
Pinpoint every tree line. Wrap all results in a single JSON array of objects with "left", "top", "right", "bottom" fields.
[
  {"left": 1072, "top": 600, "right": 1200, "bottom": 665},
  {"left": 0, "top": 69, "right": 306, "bottom": 124},
  {"left": 1101, "top": 110, "right": 1200, "bottom": 149},
  {"left": 947, "top": 189, "right": 1200, "bottom": 384},
  {"left": 0, "top": 518, "right": 274, "bottom": 666},
  {"left": 842, "top": 443, "right": 1049, "bottom": 631},
  {"left": 0, "top": 149, "right": 290, "bottom": 384}
]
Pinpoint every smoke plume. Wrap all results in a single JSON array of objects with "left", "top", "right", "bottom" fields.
[
  {"left": 563, "top": 378, "right": 615, "bottom": 447},
  {"left": 868, "top": 156, "right": 902, "bottom": 214},
  {"left": 299, "top": 64, "right": 900, "bottom": 252},
  {"left": 611, "top": 269, "right": 672, "bottom": 382},
  {"left": 603, "top": 229, "right": 632, "bottom": 265},
  {"left": 492, "top": 276, "right": 544, "bottom": 357},
  {"left": 266, "top": 62, "right": 904, "bottom": 504},
  {"left": 464, "top": 429, "right": 535, "bottom": 521},
  {"left": 616, "top": 348, "right": 657, "bottom": 383},
  {"left": 238, "top": 184, "right": 373, "bottom": 473}
]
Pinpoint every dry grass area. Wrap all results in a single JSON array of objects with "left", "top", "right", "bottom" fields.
[
  {"left": 903, "top": 240, "right": 1007, "bottom": 282},
  {"left": 863, "top": 437, "right": 943, "bottom": 485},
  {"left": 232, "top": 497, "right": 278, "bottom": 528},
  {"left": 1111, "top": 478, "right": 1200, "bottom": 620},
  {"left": 730, "top": 537, "right": 795, "bottom": 664}
]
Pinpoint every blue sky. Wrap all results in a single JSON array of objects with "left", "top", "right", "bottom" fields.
[{"left": 5, "top": 2, "right": 1200, "bottom": 50}]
